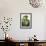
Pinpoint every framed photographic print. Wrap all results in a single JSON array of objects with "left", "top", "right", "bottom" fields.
[{"left": 20, "top": 13, "right": 32, "bottom": 29}]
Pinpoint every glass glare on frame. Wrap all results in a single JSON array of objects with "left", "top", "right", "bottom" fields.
[{"left": 29, "top": 0, "right": 45, "bottom": 8}]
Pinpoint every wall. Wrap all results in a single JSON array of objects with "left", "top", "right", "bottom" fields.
[{"left": 0, "top": 0, "right": 46, "bottom": 40}]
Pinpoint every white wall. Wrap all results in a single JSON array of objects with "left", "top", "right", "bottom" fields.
[{"left": 0, "top": 0, "right": 46, "bottom": 40}]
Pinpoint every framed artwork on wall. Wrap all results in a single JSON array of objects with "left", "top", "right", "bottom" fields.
[{"left": 20, "top": 13, "right": 32, "bottom": 29}]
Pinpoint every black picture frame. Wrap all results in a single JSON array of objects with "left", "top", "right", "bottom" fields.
[{"left": 20, "top": 13, "right": 32, "bottom": 29}]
